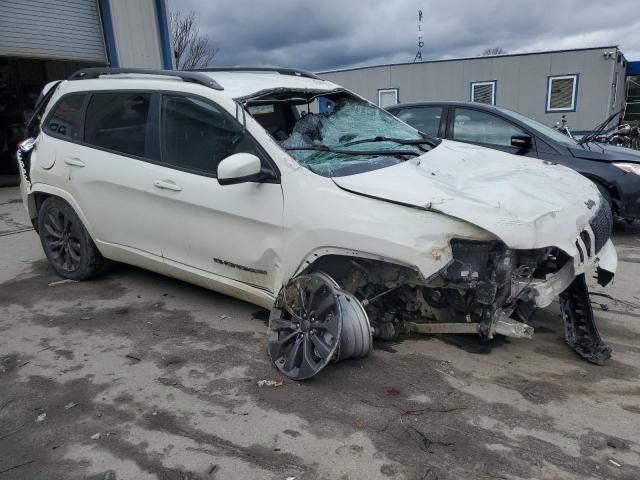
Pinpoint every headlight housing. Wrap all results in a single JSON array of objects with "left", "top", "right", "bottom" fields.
[{"left": 613, "top": 162, "right": 640, "bottom": 175}]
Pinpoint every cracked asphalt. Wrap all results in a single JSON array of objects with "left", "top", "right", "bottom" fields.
[{"left": 1, "top": 185, "right": 640, "bottom": 480}]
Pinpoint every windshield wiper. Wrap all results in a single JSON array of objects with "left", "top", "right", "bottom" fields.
[
  {"left": 578, "top": 109, "right": 623, "bottom": 145},
  {"left": 284, "top": 145, "right": 420, "bottom": 156},
  {"left": 342, "top": 135, "right": 439, "bottom": 148}
]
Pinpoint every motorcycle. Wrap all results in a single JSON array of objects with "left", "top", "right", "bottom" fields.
[{"left": 601, "top": 121, "right": 640, "bottom": 150}]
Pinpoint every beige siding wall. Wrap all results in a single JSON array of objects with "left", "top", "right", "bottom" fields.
[
  {"left": 320, "top": 48, "right": 624, "bottom": 132},
  {"left": 109, "top": 0, "right": 164, "bottom": 68}
]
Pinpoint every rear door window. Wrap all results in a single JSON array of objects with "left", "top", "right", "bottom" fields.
[
  {"left": 395, "top": 106, "right": 443, "bottom": 136},
  {"left": 84, "top": 92, "right": 153, "bottom": 158},
  {"left": 44, "top": 94, "right": 85, "bottom": 141}
]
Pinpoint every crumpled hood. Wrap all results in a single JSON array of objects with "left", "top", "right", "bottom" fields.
[{"left": 332, "top": 140, "right": 601, "bottom": 251}]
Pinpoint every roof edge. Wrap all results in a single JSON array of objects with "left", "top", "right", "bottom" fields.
[{"left": 316, "top": 45, "right": 621, "bottom": 75}]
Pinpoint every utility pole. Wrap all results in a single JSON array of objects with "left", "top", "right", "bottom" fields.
[{"left": 413, "top": 10, "right": 424, "bottom": 62}]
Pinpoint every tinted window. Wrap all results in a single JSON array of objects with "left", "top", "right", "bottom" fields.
[
  {"left": 45, "top": 94, "right": 85, "bottom": 140},
  {"left": 84, "top": 93, "right": 152, "bottom": 158},
  {"left": 395, "top": 106, "right": 442, "bottom": 136},
  {"left": 453, "top": 108, "right": 526, "bottom": 147},
  {"left": 161, "top": 95, "right": 259, "bottom": 175}
]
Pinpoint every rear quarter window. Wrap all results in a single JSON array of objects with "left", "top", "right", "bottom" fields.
[{"left": 44, "top": 94, "right": 86, "bottom": 141}]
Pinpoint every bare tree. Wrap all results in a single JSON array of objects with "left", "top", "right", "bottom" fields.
[
  {"left": 170, "top": 11, "right": 218, "bottom": 70},
  {"left": 480, "top": 47, "right": 507, "bottom": 56}
]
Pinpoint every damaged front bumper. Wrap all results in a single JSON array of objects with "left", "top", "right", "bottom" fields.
[
  {"left": 511, "top": 239, "right": 617, "bottom": 309},
  {"left": 409, "top": 236, "right": 617, "bottom": 365}
]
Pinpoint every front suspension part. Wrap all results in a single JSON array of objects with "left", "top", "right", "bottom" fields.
[{"left": 559, "top": 273, "right": 611, "bottom": 365}]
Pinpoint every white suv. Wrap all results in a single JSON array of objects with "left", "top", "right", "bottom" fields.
[{"left": 18, "top": 67, "right": 617, "bottom": 380}]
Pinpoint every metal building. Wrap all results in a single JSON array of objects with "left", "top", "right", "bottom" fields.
[
  {"left": 0, "top": 0, "right": 171, "bottom": 176},
  {"left": 318, "top": 46, "right": 630, "bottom": 135}
]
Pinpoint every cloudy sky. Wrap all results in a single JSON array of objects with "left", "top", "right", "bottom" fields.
[{"left": 169, "top": 0, "right": 640, "bottom": 71}]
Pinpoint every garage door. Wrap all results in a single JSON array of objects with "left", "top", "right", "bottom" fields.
[{"left": 0, "top": 0, "right": 106, "bottom": 62}]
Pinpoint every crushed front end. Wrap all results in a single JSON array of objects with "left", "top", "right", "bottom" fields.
[{"left": 304, "top": 199, "right": 616, "bottom": 367}]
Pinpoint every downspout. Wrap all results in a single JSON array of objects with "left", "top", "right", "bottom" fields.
[
  {"left": 155, "top": 0, "right": 174, "bottom": 70},
  {"left": 98, "top": 0, "right": 119, "bottom": 67}
]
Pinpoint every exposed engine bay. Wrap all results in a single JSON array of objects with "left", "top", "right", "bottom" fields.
[{"left": 269, "top": 235, "right": 614, "bottom": 381}]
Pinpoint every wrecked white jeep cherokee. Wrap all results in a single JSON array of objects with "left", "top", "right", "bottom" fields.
[{"left": 18, "top": 67, "right": 617, "bottom": 380}]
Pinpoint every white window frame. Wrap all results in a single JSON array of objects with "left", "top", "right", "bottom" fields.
[
  {"left": 546, "top": 74, "right": 578, "bottom": 112},
  {"left": 378, "top": 88, "right": 399, "bottom": 107},
  {"left": 470, "top": 81, "right": 496, "bottom": 105}
]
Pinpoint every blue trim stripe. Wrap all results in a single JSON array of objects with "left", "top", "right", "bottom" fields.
[
  {"left": 99, "top": 0, "right": 119, "bottom": 67},
  {"left": 627, "top": 61, "right": 640, "bottom": 76},
  {"left": 155, "top": 0, "right": 173, "bottom": 70}
]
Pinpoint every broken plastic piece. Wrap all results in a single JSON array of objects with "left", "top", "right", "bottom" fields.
[
  {"left": 559, "top": 273, "right": 611, "bottom": 365},
  {"left": 494, "top": 317, "right": 534, "bottom": 339}
]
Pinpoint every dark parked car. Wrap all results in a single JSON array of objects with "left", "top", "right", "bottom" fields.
[{"left": 387, "top": 101, "right": 640, "bottom": 221}]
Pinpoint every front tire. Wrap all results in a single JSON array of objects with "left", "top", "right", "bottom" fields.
[
  {"left": 594, "top": 182, "right": 614, "bottom": 217},
  {"left": 37, "top": 197, "right": 106, "bottom": 280}
]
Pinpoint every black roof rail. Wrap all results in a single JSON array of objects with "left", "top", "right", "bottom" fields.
[
  {"left": 190, "top": 67, "right": 323, "bottom": 81},
  {"left": 67, "top": 68, "right": 224, "bottom": 90}
]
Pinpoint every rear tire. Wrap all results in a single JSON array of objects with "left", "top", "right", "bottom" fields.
[{"left": 37, "top": 197, "right": 106, "bottom": 280}]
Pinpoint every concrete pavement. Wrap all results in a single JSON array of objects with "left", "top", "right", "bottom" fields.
[{"left": 1, "top": 185, "right": 640, "bottom": 480}]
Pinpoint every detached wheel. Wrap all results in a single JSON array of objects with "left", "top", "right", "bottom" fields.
[
  {"left": 336, "top": 290, "right": 372, "bottom": 360},
  {"left": 37, "top": 197, "right": 106, "bottom": 281},
  {"left": 268, "top": 272, "right": 342, "bottom": 380}
]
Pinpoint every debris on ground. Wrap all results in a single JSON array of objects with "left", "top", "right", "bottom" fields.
[
  {"left": 47, "top": 279, "right": 77, "bottom": 287},
  {"left": 90, "top": 433, "right": 101, "bottom": 440},
  {"left": 256, "top": 379, "right": 283, "bottom": 388},
  {"left": 609, "top": 458, "right": 621, "bottom": 467},
  {"left": 353, "top": 419, "right": 364, "bottom": 428},
  {"left": 64, "top": 402, "right": 78, "bottom": 410},
  {"left": 219, "top": 314, "right": 228, "bottom": 319},
  {"left": 103, "top": 470, "right": 116, "bottom": 480},
  {"left": 35, "top": 413, "right": 46, "bottom": 422},
  {"left": 208, "top": 464, "right": 218, "bottom": 475},
  {"left": 125, "top": 354, "right": 142, "bottom": 362},
  {"left": 606, "top": 437, "right": 630, "bottom": 450}
]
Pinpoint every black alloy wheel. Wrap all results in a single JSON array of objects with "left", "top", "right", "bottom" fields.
[
  {"left": 269, "top": 272, "right": 343, "bottom": 380},
  {"left": 37, "top": 197, "right": 106, "bottom": 280}
]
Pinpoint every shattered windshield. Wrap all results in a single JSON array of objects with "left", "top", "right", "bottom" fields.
[{"left": 249, "top": 94, "right": 435, "bottom": 177}]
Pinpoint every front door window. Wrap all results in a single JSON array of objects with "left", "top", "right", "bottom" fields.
[{"left": 452, "top": 108, "right": 527, "bottom": 148}]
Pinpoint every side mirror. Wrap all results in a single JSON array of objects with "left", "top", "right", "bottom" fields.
[
  {"left": 511, "top": 135, "right": 532, "bottom": 150},
  {"left": 217, "top": 153, "right": 263, "bottom": 185}
]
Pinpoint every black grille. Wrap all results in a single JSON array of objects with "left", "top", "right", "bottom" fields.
[{"left": 589, "top": 201, "right": 613, "bottom": 254}]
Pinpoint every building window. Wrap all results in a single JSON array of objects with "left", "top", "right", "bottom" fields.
[
  {"left": 378, "top": 88, "right": 399, "bottom": 107},
  {"left": 470, "top": 81, "right": 496, "bottom": 105},
  {"left": 547, "top": 75, "right": 578, "bottom": 112}
]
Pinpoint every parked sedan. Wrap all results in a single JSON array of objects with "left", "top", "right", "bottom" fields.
[{"left": 387, "top": 101, "right": 640, "bottom": 221}]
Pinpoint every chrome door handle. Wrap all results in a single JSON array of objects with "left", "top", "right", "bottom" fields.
[
  {"left": 153, "top": 180, "right": 182, "bottom": 191},
  {"left": 64, "top": 157, "right": 85, "bottom": 167}
]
